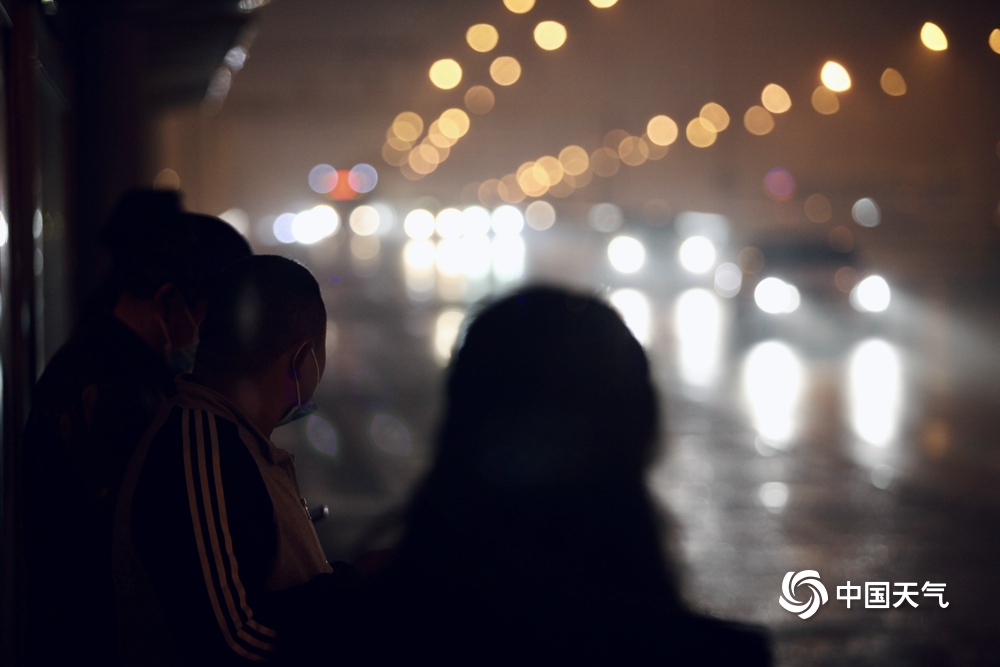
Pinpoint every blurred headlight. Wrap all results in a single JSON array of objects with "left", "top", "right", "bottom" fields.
[
  {"left": 608, "top": 235, "right": 646, "bottom": 273},
  {"left": 754, "top": 277, "right": 801, "bottom": 314},
  {"left": 850, "top": 275, "right": 891, "bottom": 312},
  {"left": 678, "top": 235, "right": 716, "bottom": 274}
]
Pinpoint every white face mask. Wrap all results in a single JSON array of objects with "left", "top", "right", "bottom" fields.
[{"left": 275, "top": 346, "right": 321, "bottom": 427}]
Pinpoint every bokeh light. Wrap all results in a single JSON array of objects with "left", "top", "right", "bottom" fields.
[
  {"left": 590, "top": 147, "right": 621, "bottom": 177},
  {"left": 743, "top": 341, "right": 804, "bottom": 446},
  {"left": 435, "top": 208, "right": 464, "bottom": 239},
  {"left": 464, "top": 85, "right": 496, "bottom": 115},
  {"left": 349, "top": 205, "right": 380, "bottom": 236},
  {"left": 618, "top": 136, "right": 649, "bottom": 166},
  {"left": 588, "top": 202, "right": 623, "bottom": 232},
  {"left": 308, "top": 164, "right": 338, "bottom": 194},
  {"left": 608, "top": 235, "right": 646, "bottom": 273},
  {"left": 761, "top": 84, "right": 791, "bottom": 113},
  {"left": 991, "top": 29, "right": 1000, "bottom": 54},
  {"left": 699, "top": 103, "right": 730, "bottom": 132},
  {"left": 590, "top": 0, "right": 618, "bottom": 6},
  {"left": 804, "top": 193, "right": 833, "bottom": 223},
  {"left": 764, "top": 167, "right": 796, "bottom": 201},
  {"left": 466, "top": 23, "right": 499, "bottom": 52},
  {"left": 291, "top": 204, "right": 340, "bottom": 244},
  {"left": 490, "top": 56, "right": 522, "bottom": 86},
  {"left": 429, "top": 58, "right": 463, "bottom": 90},
  {"left": 811, "top": 86, "right": 840, "bottom": 114},
  {"left": 305, "top": 415, "right": 338, "bottom": 456},
  {"left": 462, "top": 205, "right": 492, "bottom": 236},
  {"left": 744, "top": 106, "right": 775, "bottom": 135},
  {"left": 820, "top": 61, "right": 851, "bottom": 92},
  {"left": 852, "top": 197, "right": 881, "bottom": 227},
  {"left": 273, "top": 213, "right": 296, "bottom": 244},
  {"left": 714, "top": 263, "right": 742, "bottom": 298},
  {"left": 920, "top": 22, "right": 947, "bottom": 51},
  {"left": 848, "top": 339, "right": 902, "bottom": 446},
  {"left": 403, "top": 209, "right": 435, "bottom": 240},
  {"left": 439, "top": 108, "right": 471, "bottom": 139},
  {"left": 738, "top": 246, "right": 765, "bottom": 274},
  {"left": 392, "top": 112, "right": 424, "bottom": 142},
  {"left": 754, "top": 277, "right": 800, "bottom": 314},
  {"left": 348, "top": 163, "right": 378, "bottom": 194},
  {"left": 646, "top": 115, "right": 678, "bottom": 146},
  {"left": 851, "top": 275, "right": 891, "bottom": 313},
  {"left": 525, "top": 200, "right": 556, "bottom": 231},
  {"left": 678, "top": 236, "right": 716, "bottom": 274},
  {"left": 534, "top": 21, "right": 567, "bottom": 50},
  {"left": 686, "top": 118, "right": 717, "bottom": 147},
  {"left": 503, "top": 0, "right": 534, "bottom": 13},
  {"left": 492, "top": 205, "right": 524, "bottom": 235},
  {"left": 880, "top": 68, "right": 907, "bottom": 96},
  {"left": 558, "top": 145, "right": 589, "bottom": 175}
]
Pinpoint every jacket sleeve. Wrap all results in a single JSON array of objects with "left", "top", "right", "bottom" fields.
[
  {"left": 179, "top": 408, "right": 280, "bottom": 662},
  {"left": 133, "top": 407, "right": 282, "bottom": 664}
]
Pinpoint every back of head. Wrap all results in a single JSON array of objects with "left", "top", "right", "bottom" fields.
[
  {"left": 438, "top": 285, "right": 658, "bottom": 490},
  {"left": 393, "top": 285, "right": 678, "bottom": 630},
  {"left": 195, "top": 255, "right": 326, "bottom": 377},
  {"left": 100, "top": 188, "right": 252, "bottom": 307}
]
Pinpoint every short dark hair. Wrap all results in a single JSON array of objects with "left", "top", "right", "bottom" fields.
[
  {"left": 101, "top": 189, "right": 252, "bottom": 305},
  {"left": 195, "top": 255, "right": 327, "bottom": 376}
]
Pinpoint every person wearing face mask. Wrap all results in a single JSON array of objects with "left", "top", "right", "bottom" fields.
[
  {"left": 113, "top": 255, "right": 344, "bottom": 666},
  {"left": 21, "top": 189, "right": 252, "bottom": 665}
]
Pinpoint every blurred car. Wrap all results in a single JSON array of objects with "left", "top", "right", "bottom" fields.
[{"left": 733, "top": 239, "right": 892, "bottom": 352}]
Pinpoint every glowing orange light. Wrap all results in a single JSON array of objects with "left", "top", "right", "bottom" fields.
[
  {"left": 920, "top": 22, "right": 947, "bottom": 51},
  {"left": 429, "top": 59, "right": 462, "bottom": 90}
]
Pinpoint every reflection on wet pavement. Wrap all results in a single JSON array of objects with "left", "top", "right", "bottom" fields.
[{"left": 271, "top": 232, "right": 1000, "bottom": 665}]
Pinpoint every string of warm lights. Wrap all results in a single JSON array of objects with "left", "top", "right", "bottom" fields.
[{"left": 371, "top": 7, "right": 997, "bottom": 211}]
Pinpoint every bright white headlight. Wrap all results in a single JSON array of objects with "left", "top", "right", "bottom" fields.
[
  {"left": 754, "top": 277, "right": 800, "bottom": 314},
  {"left": 851, "top": 275, "right": 891, "bottom": 312},
  {"left": 678, "top": 235, "right": 716, "bottom": 274}
]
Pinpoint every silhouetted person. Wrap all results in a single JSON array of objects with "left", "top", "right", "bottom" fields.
[
  {"left": 114, "top": 255, "right": 342, "bottom": 666},
  {"left": 22, "top": 189, "right": 252, "bottom": 665},
  {"left": 352, "top": 286, "right": 771, "bottom": 664}
]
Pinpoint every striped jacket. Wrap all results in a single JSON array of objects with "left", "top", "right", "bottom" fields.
[{"left": 113, "top": 377, "right": 332, "bottom": 665}]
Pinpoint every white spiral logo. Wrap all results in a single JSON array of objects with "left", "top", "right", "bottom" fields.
[{"left": 779, "top": 570, "right": 829, "bottom": 619}]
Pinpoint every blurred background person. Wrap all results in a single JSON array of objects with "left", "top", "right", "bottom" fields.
[
  {"left": 351, "top": 286, "right": 771, "bottom": 664},
  {"left": 21, "top": 189, "right": 252, "bottom": 665}
]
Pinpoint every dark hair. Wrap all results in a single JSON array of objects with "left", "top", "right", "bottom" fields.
[
  {"left": 396, "top": 285, "right": 679, "bottom": 614},
  {"left": 100, "top": 189, "right": 252, "bottom": 306},
  {"left": 195, "top": 255, "right": 326, "bottom": 376}
]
